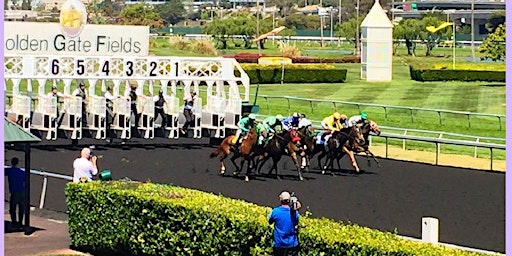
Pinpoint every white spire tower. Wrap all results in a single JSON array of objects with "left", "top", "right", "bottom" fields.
[{"left": 360, "top": 0, "right": 394, "bottom": 82}]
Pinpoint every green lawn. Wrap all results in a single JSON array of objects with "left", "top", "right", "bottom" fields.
[{"left": 150, "top": 38, "right": 506, "bottom": 160}]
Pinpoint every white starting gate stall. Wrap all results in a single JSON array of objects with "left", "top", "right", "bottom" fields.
[
  {"left": 161, "top": 81, "right": 182, "bottom": 139},
  {"left": 5, "top": 79, "right": 32, "bottom": 132},
  {"left": 4, "top": 55, "right": 251, "bottom": 141}
]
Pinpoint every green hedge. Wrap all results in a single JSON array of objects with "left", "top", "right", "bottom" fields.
[
  {"left": 65, "top": 181, "right": 492, "bottom": 256},
  {"left": 238, "top": 64, "right": 347, "bottom": 84},
  {"left": 409, "top": 66, "right": 505, "bottom": 82}
]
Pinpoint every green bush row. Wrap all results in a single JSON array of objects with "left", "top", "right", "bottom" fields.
[
  {"left": 239, "top": 64, "right": 347, "bottom": 84},
  {"left": 409, "top": 66, "right": 505, "bottom": 82},
  {"left": 65, "top": 181, "right": 491, "bottom": 256}
]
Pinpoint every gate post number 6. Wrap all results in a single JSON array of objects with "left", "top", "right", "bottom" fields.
[{"left": 49, "top": 58, "right": 60, "bottom": 75}]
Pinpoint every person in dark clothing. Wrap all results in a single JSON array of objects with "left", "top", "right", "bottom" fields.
[
  {"left": 181, "top": 91, "right": 197, "bottom": 134},
  {"left": 72, "top": 81, "right": 88, "bottom": 126},
  {"left": 154, "top": 89, "right": 167, "bottom": 127},
  {"left": 5, "top": 157, "right": 25, "bottom": 230},
  {"left": 125, "top": 85, "right": 140, "bottom": 128}
]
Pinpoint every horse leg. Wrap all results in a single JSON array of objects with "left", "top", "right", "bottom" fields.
[
  {"left": 366, "top": 149, "right": 381, "bottom": 168},
  {"left": 244, "top": 155, "right": 252, "bottom": 182},
  {"left": 290, "top": 152, "right": 304, "bottom": 181},
  {"left": 343, "top": 147, "right": 360, "bottom": 173},
  {"left": 256, "top": 153, "right": 270, "bottom": 175},
  {"left": 219, "top": 153, "right": 228, "bottom": 175},
  {"left": 237, "top": 158, "right": 246, "bottom": 177},
  {"left": 270, "top": 155, "right": 282, "bottom": 179},
  {"left": 230, "top": 153, "right": 240, "bottom": 175},
  {"left": 317, "top": 151, "right": 326, "bottom": 170}
]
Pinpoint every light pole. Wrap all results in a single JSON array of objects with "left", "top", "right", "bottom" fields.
[
  {"left": 470, "top": 0, "right": 475, "bottom": 61},
  {"left": 391, "top": 0, "right": 395, "bottom": 22},
  {"left": 356, "top": 0, "right": 360, "bottom": 56},
  {"left": 338, "top": 0, "right": 341, "bottom": 24},
  {"left": 330, "top": 7, "right": 333, "bottom": 41},
  {"left": 256, "top": 0, "right": 261, "bottom": 55}
]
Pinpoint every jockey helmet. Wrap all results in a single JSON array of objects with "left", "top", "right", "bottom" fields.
[
  {"left": 276, "top": 114, "right": 284, "bottom": 121},
  {"left": 248, "top": 114, "right": 256, "bottom": 120},
  {"left": 333, "top": 112, "right": 341, "bottom": 120},
  {"left": 293, "top": 112, "right": 300, "bottom": 118},
  {"left": 341, "top": 114, "right": 347, "bottom": 120},
  {"left": 361, "top": 112, "right": 368, "bottom": 119}
]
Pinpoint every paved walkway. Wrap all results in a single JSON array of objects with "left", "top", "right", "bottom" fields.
[{"left": 4, "top": 208, "right": 86, "bottom": 256}]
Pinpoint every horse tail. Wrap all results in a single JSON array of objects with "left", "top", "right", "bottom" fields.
[{"left": 210, "top": 147, "right": 222, "bottom": 158}]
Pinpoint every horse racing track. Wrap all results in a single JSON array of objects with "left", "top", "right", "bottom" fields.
[{"left": 5, "top": 137, "right": 505, "bottom": 253}]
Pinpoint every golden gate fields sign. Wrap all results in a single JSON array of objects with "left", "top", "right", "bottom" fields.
[{"left": 4, "top": 22, "right": 150, "bottom": 56}]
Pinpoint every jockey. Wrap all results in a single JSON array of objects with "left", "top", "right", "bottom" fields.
[
  {"left": 264, "top": 114, "right": 284, "bottom": 135},
  {"left": 320, "top": 112, "right": 347, "bottom": 142},
  {"left": 256, "top": 122, "right": 268, "bottom": 145},
  {"left": 282, "top": 112, "right": 300, "bottom": 131},
  {"left": 298, "top": 113, "right": 312, "bottom": 129},
  {"left": 348, "top": 112, "right": 368, "bottom": 128},
  {"left": 321, "top": 112, "right": 347, "bottom": 133},
  {"left": 233, "top": 113, "right": 256, "bottom": 144}
]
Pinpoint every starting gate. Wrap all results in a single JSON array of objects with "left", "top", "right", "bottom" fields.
[{"left": 4, "top": 55, "right": 250, "bottom": 141}]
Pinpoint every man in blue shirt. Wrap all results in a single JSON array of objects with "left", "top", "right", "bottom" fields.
[
  {"left": 5, "top": 157, "right": 26, "bottom": 229},
  {"left": 268, "top": 191, "right": 301, "bottom": 256}
]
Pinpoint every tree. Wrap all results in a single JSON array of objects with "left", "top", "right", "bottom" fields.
[
  {"left": 154, "top": 0, "right": 186, "bottom": 25},
  {"left": 485, "top": 11, "right": 505, "bottom": 33},
  {"left": 203, "top": 12, "right": 273, "bottom": 49},
  {"left": 283, "top": 13, "right": 308, "bottom": 30},
  {"left": 119, "top": 4, "right": 163, "bottom": 28},
  {"left": 479, "top": 22, "right": 506, "bottom": 61},
  {"left": 420, "top": 16, "right": 444, "bottom": 56},
  {"left": 393, "top": 19, "right": 422, "bottom": 56},
  {"left": 334, "top": 16, "right": 363, "bottom": 44}
]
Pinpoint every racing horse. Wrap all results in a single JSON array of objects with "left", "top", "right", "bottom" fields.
[
  {"left": 349, "top": 120, "right": 382, "bottom": 168},
  {"left": 322, "top": 126, "right": 365, "bottom": 175},
  {"left": 209, "top": 128, "right": 257, "bottom": 177},
  {"left": 255, "top": 129, "right": 304, "bottom": 181},
  {"left": 295, "top": 125, "right": 317, "bottom": 172}
]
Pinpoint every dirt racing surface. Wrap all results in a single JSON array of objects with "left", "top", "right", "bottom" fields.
[{"left": 4, "top": 137, "right": 505, "bottom": 253}]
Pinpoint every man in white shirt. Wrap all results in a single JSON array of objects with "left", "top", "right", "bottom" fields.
[{"left": 73, "top": 147, "right": 98, "bottom": 183}]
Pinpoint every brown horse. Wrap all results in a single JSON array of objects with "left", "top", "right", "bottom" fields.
[
  {"left": 322, "top": 126, "right": 365, "bottom": 175},
  {"left": 209, "top": 128, "right": 257, "bottom": 179},
  {"left": 349, "top": 120, "right": 382, "bottom": 168},
  {"left": 255, "top": 129, "right": 304, "bottom": 181},
  {"left": 295, "top": 125, "right": 317, "bottom": 172},
  {"left": 237, "top": 128, "right": 258, "bottom": 182}
]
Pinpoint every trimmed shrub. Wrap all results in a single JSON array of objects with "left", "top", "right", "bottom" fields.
[
  {"left": 239, "top": 64, "right": 347, "bottom": 84},
  {"left": 292, "top": 56, "right": 361, "bottom": 64},
  {"left": 223, "top": 54, "right": 360, "bottom": 64},
  {"left": 66, "top": 181, "right": 491, "bottom": 256},
  {"left": 409, "top": 65, "right": 505, "bottom": 82}
]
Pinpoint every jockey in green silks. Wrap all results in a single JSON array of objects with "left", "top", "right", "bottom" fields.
[
  {"left": 232, "top": 113, "right": 256, "bottom": 144},
  {"left": 258, "top": 114, "right": 284, "bottom": 145}
]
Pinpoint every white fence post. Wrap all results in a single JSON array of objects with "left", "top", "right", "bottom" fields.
[{"left": 422, "top": 217, "right": 439, "bottom": 244}]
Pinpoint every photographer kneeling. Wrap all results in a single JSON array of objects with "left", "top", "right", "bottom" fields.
[{"left": 268, "top": 191, "right": 301, "bottom": 256}]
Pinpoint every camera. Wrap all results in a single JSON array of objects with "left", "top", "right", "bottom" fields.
[{"left": 290, "top": 192, "right": 299, "bottom": 211}]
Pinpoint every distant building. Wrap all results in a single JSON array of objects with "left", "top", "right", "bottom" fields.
[
  {"left": 43, "top": 0, "right": 94, "bottom": 10},
  {"left": 389, "top": 1, "right": 505, "bottom": 40}
]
